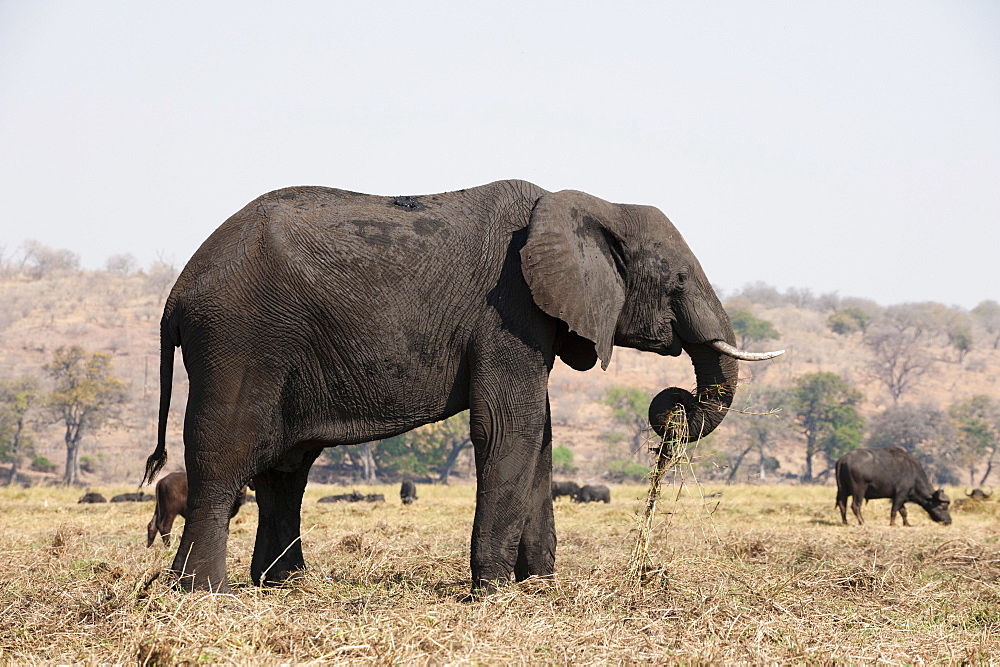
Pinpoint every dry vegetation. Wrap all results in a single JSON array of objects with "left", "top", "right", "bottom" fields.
[{"left": 2, "top": 481, "right": 999, "bottom": 663}]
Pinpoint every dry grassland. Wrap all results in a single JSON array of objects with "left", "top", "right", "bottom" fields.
[{"left": 2, "top": 482, "right": 999, "bottom": 663}]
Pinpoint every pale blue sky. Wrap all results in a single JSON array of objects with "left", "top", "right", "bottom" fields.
[{"left": 1, "top": 1, "right": 998, "bottom": 307}]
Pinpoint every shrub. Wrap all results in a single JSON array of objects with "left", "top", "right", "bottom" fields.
[
  {"left": 79, "top": 454, "right": 107, "bottom": 474},
  {"left": 605, "top": 459, "right": 649, "bottom": 482},
  {"left": 552, "top": 445, "right": 577, "bottom": 474},
  {"left": 827, "top": 307, "right": 871, "bottom": 335},
  {"left": 30, "top": 456, "right": 56, "bottom": 473}
]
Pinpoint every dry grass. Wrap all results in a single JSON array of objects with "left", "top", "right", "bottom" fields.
[{"left": 2, "top": 483, "right": 999, "bottom": 663}]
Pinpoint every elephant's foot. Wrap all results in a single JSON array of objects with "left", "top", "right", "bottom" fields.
[
  {"left": 251, "top": 559, "right": 307, "bottom": 587},
  {"left": 168, "top": 514, "right": 232, "bottom": 592},
  {"left": 169, "top": 548, "right": 230, "bottom": 592},
  {"left": 513, "top": 551, "right": 555, "bottom": 582},
  {"left": 251, "top": 539, "right": 307, "bottom": 587}
]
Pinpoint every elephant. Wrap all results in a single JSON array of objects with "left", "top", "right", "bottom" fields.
[
  {"left": 147, "top": 471, "right": 251, "bottom": 547},
  {"left": 575, "top": 484, "right": 611, "bottom": 503},
  {"left": 141, "top": 179, "right": 783, "bottom": 592}
]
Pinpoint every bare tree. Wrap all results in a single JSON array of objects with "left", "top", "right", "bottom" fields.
[
  {"left": 866, "top": 402, "right": 955, "bottom": 484},
  {"left": 864, "top": 305, "right": 939, "bottom": 403},
  {"left": 21, "top": 240, "right": 80, "bottom": 280},
  {"left": 725, "top": 386, "right": 794, "bottom": 483},
  {"left": 105, "top": 253, "right": 138, "bottom": 277},
  {"left": 972, "top": 300, "right": 1000, "bottom": 350}
]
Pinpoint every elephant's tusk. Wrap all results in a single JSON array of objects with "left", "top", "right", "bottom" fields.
[{"left": 708, "top": 340, "right": 784, "bottom": 361}]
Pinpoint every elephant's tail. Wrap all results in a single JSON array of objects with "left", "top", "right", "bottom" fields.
[{"left": 143, "top": 316, "right": 178, "bottom": 486}]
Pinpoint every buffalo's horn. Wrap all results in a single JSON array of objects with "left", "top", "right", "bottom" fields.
[
  {"left": 985, "top": 487, "right": 993, "bottom": 498},
  {"left": 965, "top": 487, "right": 974, "bottom": 498},
  {"left": 709, "top": 340, "right": 785, "bottom": 362}
]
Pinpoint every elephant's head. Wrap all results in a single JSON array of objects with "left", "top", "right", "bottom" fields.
[{"left": 520, "top": 190, "right": 782, "bottom": 441}]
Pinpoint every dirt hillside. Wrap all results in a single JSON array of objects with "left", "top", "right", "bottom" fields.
[{"left": 1, "top": 262, "right": 996, "bottom": 487}]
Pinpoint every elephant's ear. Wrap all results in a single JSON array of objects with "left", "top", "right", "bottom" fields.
[{"left": 521, "top": 190, "right": 627, "bottom": 370}]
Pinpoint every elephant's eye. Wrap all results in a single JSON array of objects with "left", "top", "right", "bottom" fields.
[{"left": 676, "top": 271, "right": 689, "bottom": 287}]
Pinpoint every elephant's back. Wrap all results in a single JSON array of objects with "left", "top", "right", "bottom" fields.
[
  {"left": 253, "top": 180, "right": 547, "bottom": 294},
  {"left": 164, "top": 178, "right": 547, "bottom": 340}
]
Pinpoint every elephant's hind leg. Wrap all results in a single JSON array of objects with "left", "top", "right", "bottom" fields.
[
  {"left": 251, "top": 446, "right": 323, "bottom": 586},
  {"left": 170, "top": 474, "right": 247, "bottom": 592},
  {"left": 171, "top": 408, "right": 262, "bottom": 591}
]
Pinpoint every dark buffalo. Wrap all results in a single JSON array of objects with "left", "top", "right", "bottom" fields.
[
  {"left": 147, "top": 472, "right": 250, "bottom": 547},
  {"left": 575, "top": 484, "right": 611, "bottom": 504},
  {"left": 318, "top": 491, "right": 385, "bottom": 503},
  {"left": 78, "top": 492, "right": 107, "bottom": 503},
  {"left": 551, "top": 480, "right": 580, "bottom": 501},
  {"left": 835, "top": 447, "right": 952, "bottom": 526},
  {"left": 111, "top": 492, "right": 155, "bottom": 502},
  {"left": 400, "top": 480, "right": 418, "bottom": 505},
  {"left": 965, "top": 488, "right": 993, "bottom": 501}
]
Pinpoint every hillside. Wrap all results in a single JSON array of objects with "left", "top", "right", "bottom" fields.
[{"left": 1, "top": 256, "right": 998, "bottom": 488}]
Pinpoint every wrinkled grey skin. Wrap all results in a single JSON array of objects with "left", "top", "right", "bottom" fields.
[{"left": 144, "top": 180, "right": 747, "bottom": 592}]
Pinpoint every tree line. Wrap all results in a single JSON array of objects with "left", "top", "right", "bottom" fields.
[
  {"left": 3, "top": 244, "right": 999, "bottom": 486},
  {"left": 595, "top": 302, "right": 1000, "bottom": 486}
]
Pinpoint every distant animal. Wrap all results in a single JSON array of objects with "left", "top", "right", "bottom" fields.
[
  {"left": 78, "top": 492, "right": 107, "bottom": 503},
  {"left": 575, "top": 484, "right": 611, "bottom": 504},
  {"left": 147, "top": 472, "right": 250, "bottom": 547},
  {"left": 965, "top": 487, "right": 993, "bottom": 501},
  {"left": 111, "top": 492, "right": 155, "bottom": 502},
  {"left": 835, "top": 447, "right": 952, "bottom": 526},
  {"left": 400, "top": 480, "right": 418, "bottom": 505},
  {"left": 317, "top": 491, "right": 385, "bottom": 503},
  {"left": 551, "top": 480, "right": 580, "bottom": 501}
]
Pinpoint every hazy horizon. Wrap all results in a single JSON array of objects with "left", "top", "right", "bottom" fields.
[{"left": 2, "top": 2, "right": 998, "bottom": 308}]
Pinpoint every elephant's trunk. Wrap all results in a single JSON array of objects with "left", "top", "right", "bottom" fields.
[{"left": 648, "top": 340, "right": 740, "bottom": 443}]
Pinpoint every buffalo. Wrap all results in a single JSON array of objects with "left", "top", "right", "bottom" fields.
[
  {"left": 575, "top": 484, "right": 611, "bottom": 504},
  {"left": 317, "top": 491, "right": 385, "bottom": 503},
  {"left": 965, "top": 487, "right": 993, "bottom": 501},
  {"left": 551, "top": 480, "right": 580, "bottom": 501},
  {"left": 835, "top": 447, "right": 952, "bottom": 526},
  {"left": 400, "top": 480, "right": 418, "bottom": 505},
  {"left": 147, "top": 472, "right": 251, "bottom": 547},
  {"left": 111, "top": 492, "right": 155, "bottom": 502},
  {"left": 78, "top": 492, "right": 107, "bottom": 504}
]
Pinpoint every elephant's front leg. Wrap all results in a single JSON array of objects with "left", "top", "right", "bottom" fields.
[
  {"left": 514, "top": 398, "right": 556, "bottom": 582},
  {"left": 468, "top": 374, "right": 554, "bottom": 592},
  {"left": 251, "top": 447, "right": 322, "bottom": 586}
]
